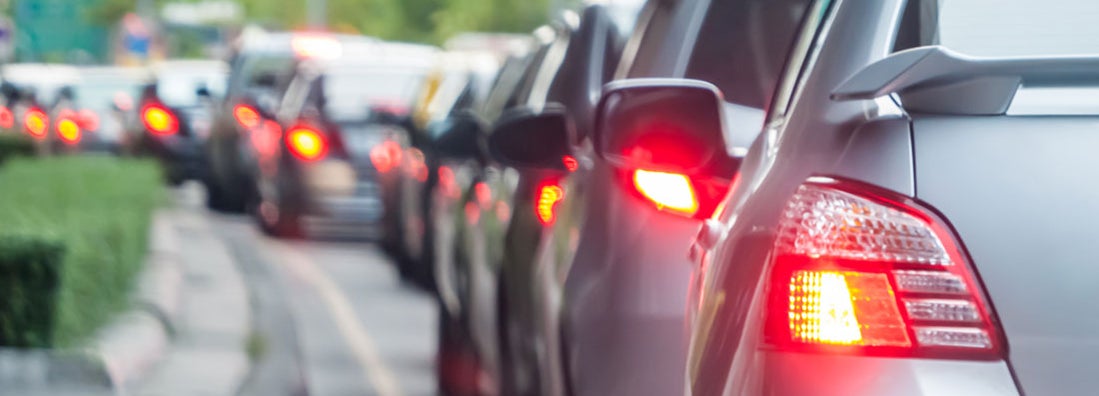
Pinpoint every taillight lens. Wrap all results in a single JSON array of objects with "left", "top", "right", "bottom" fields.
[
  {"left": 78, "top": 109, "right": 99, "bottom": 131},
  {"left": 141, "top": 104, "right": 178, "bottom": 135},
  {"left": 369, "top": 140, "right": 402, "bottom": 173},
  {"left": 286, "top": 126, "right": 328, "bottom": 161},
  {"left": 24, "top": 108, "right": 48, "bottom": 138},
  {"left": 535, "top": 180, "right": 565, "bottom": 226},
  {"left": 0, "top": 106, "right": 14, "bottom": 129},
  {"left": 56, "top": 116, "right": 81, "bottom": 145},
  {"left": 233, "top": 104, "right": 261, "bottom": 129},
  {"left": 766, "top": 177, "right": 1001, "bottom": 358}
]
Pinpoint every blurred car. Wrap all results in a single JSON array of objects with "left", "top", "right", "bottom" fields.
[
  {"left": 129, "top": 60, "right": 227, "bottom": 184},
  {"left": 0, "top": 64, "right": 81, "bottom": 150},
  {"left": 65, "top": 66, "right": 148, "bottom": 153},
  {"left": 252, "top": 41, "right": 436, "bottom": 238},
  {"left": 679, "top": 0, "right": 1099, "bottom": 395},
  {"left": 203, "top": 32, "right": 386, "bottom": 212},
  {"left": 385, "top": 49, "right": 500, "bottom": 288}
]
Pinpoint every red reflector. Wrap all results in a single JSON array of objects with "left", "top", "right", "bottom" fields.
[
  {"left": 56, "top": 118, "right": 81, "bottom": 145},
  {"left": 233, "top": 104, "right": 261, "bottom": 129},
  {"left": 370, "top": 140, "right": 402, "bottom": 173},
  {"left": 24, "top": 108, "right": 48, "bottom": 138},
  {"left": 141, "top": 104, "right": 178, "bottom": 135},
  {"left": 0, "top": 106, "right": 14, "bottom": 129},
  {"left": 632, "top": 169, "right": 698, "bottom": 216},
  {"left": 78, "top": 109, "right": 99, "bottom": 131},
  {"left": 286, "top": 127, "right": 327, "bottom": 161},
  {"left": 536, "top": 182, "right": 564, "bottom": 226}
]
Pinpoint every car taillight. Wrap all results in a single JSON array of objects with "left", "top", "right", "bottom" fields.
[
  {"left": 766, "top": 177, "right": 1001, "bottom": 358},
  {"left": 369, "top": 140, "right": 402, "bottom": 173},
  {"left": 633, "top": 169, "right": 698, "bottom": 216},
  {"left": 78, "top": 109, "right": 99, "bottom": 131},
  {"left": 141, "top": 104, "right": 178, "bottom": 135},
  {"left": 535, "top": 180, "right": 564, "bottom": 226},
  {"left": 56, "top": 110, "right": 81, "bottom": 145},
  {"left": 233, "top": 104, "right": 261, "bottom": 129},
  {"left": 286, "top": 126, "right": 327, "bottom": 161},
  {"left": 24, "top": 108, "right": 48, "bottom": 138},
  {"left": 0, "top": 106, "right": 14, "bottom": 129}
]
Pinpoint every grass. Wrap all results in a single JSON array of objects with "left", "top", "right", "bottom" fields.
[{"left": 0, "top": 156, "right": 163, "bottom": 347}]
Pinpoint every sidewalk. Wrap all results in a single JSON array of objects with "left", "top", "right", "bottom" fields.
[
  {"left": 131, "top": 186, "right": 252, "bottom": 395},
  {"left": 0, "top": 185, "right": 253, "bottom": 396}
]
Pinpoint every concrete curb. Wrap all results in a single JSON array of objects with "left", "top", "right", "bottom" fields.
[{"left": 94, "top": 210, "right": 184, "bottom": 392}]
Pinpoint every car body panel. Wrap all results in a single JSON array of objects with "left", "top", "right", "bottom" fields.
[{"left": 913, "top": 115, "right": 1099, "bottom": 395}]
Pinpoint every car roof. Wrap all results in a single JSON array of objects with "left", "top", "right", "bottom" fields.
[{"left": 2, "top": 63, "right": 81, "bottom": 85}]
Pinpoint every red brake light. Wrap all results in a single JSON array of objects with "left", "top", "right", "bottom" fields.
[
  {"left": 233, "top": 104, "right": 261, "bottom": 129},
  {"left": 56, "top": 117, "right": 81, "bottom": 145},
  {"left": 370, "top": 140, "right": 402, "bottom": 173},
  {"left": 535, "top": 181, "right": 564, "bottom": 226},
  {"left": 767, "top": 177, "right": 1001, "bottom": 358},
  {"left": 286, "top": 126, "right": 328, "bottom": 161},
  {"left": 562, "top": 155, "right": 579, "bottom": 172},
  {"left": 632, "top": 169, "right": 698, "bottom": 216},
  {"left": 24, "top": 108, "right": 48, "bottom": 138},
  {"left": 78, "top": 109, "right": 99, "bottom": 131},
  {"left": 141, "top": 104, "right": 178, "bottom": 135},
  {"left": 0, "top": 106, "right": 14, "bottom": 129}
]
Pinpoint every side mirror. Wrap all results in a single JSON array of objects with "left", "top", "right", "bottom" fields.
[
  {"left": 488, "top": 106, "right": 575, "bottom": 171},
  {"left": 432, "top": 111, "right": 487, "bottom": 160},
  {"left": 593, "top": 79, "right": 737, "bottom": 218},
  {"left": 594, "top": 79, "right": 735, "bottom": 176}
]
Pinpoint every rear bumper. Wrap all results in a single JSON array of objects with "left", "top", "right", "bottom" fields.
[{"left": 742, "top": 352, "right": 1018, "bottom": 396}]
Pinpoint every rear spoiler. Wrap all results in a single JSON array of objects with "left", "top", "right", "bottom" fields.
[{"left": 831, "top": 46, "right": 1099, "bottom": 115}]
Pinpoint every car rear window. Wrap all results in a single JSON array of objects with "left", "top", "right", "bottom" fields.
[
  {"left": 899, "top": 0, "right": 1099, "bottom": 57},
  {"left": 684, "top": 0, "right": 814, "bottom": 109},
  {"left": 322, "top": 69, "right": 425, "bottom": 121}
]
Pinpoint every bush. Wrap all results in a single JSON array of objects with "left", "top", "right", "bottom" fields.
[
  {"left": 0, "top": 134, "right": 35, "bottom": 165},
  {"left": 0, "top": 235, "right": 65, "bottom": 347},
  {"left": 0, "top": 156, "right": 162, "bottom": 347}
]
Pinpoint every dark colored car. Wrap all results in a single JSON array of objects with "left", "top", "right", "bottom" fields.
[
  {"left": 130, "top": 60, "right": 227, "bottom": 184},
  {"left": 383, "top": 50, "right": 500, "bottom": 287},
  {"left": 204, "top": 33, "right": 381, "bottom": 212},
  {"left": 251, "top": 45, "right": 436, "bottom": 238}
]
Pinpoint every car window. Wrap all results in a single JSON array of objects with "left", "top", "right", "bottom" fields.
[
  {"left": 158, "top": 72, "right": 226, "bottom": 108},
  {"left": 77, "top": 79, "right": 142, "bottom": 112},
  {"left": 623, "top": 0, "right": 696, "bottom": 78},
  {"left": 321, "top": 69, "right": 425, "bottom": 121},
  {"left": 228, "top": 54, "right": 294, "bottom": 98},
  {"left": 684, "top": 0, "right": 814, "bottom": 110},
  {"left": 897, "top": 0, "right": 1099, "bottom": 57}
]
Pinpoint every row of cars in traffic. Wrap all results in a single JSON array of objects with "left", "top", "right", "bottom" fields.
[
  {"left": 5, "top": 0, "right": 1089, "bottom": 394},
  {"left": 383, "top": 0, "right": 1094, "bottom": 395}
]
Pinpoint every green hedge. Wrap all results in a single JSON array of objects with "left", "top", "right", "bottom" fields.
[
  {"left": 0, "top": 134, "right": 35, "bottom": 165},
  {"left": 0, "top": 156, "right": 162, "bottom": 347},
  {"left": 0, "top": 235, "right": 65, "bottom": 347}
]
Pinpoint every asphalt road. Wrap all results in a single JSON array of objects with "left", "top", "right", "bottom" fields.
[{"left": 202, "top": 206, "right": 439, "bottom": 396}]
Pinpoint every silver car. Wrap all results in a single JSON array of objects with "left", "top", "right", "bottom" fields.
[{"left": 645, "top": 0, "right": 1099, "bottom": 394}]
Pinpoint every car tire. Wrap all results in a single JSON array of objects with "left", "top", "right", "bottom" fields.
[{"left": 437, "top": 309, "right": 486, "bottom": 396}]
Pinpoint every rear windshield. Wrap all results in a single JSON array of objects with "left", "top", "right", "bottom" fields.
[
  {"left": 158, "top": 71, "right": 226, "bottom": 108},
  {"left": 322, "top": 69, "right": 425, "bottom": 121},
  {"left": 77, "top": 79, "right": 142, "bottom": 111},
  {"left": 900, "top": 0, "right": 1099, "bottom": 57}
]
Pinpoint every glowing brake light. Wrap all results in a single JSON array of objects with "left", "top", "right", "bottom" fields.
[
  {"left": 78, "top": 109, "right": 99, "bottom": 131},
  {"left": 0, "top": 106, "right": 14, "bottom": 129},
  {"left": 233, "top": 104, "right": 261, "bottom": 129},
  {"left": 632, "top": 169, "right": 698, "bottom": 216},
  {"left": 536, "top": 182, "right": 564, "bottom": 226},
  {"left": 767, "top": 178, "right": 1001, "bottom": 357},
  {"left": 141, "top": 104, "right": 178, "bottom": 135},
  {"left": 370, "top": 140, "right": 402, "bottom": 173},
  {"left": 286, "top": 126, "right": 327, "bottom": 161},
  {"left": 24, "top": 108, "right": 48, "bottom": 138},
  {"left": 56, "top": 117, "right": 81, "bottom": 145}
]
